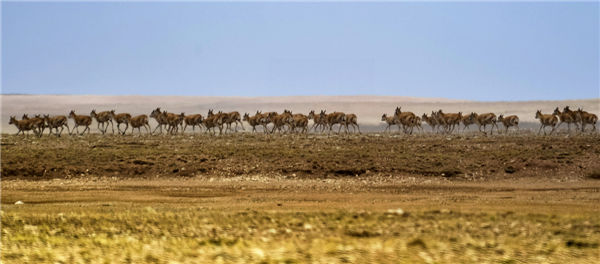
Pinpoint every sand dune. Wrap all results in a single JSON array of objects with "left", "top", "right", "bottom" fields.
[{"left": 1, "top": 95, "right": 598, "bottom": 133}]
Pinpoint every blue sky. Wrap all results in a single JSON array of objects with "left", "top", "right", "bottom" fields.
[{"left": 2, "top": 2, "right": 598, "bottom": 101}]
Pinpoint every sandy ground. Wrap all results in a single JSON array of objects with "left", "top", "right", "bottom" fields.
[{"left": 1, "top": 95, "right": 598, "bottom": 133}]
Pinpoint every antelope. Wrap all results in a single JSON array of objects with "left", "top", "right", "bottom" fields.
[
  {"left": 31, "top": 115, "right": 46, "bottom": 136},
  {"left": 470, "top": 112, "right": 498, "bottom": 135},
  {"left": 8, "top": 116, "right": 39, "bottom": 136},
  {"left": 36, "top": 114, "right": 50, "bottom": 135},
  {"left": 553, "top": 107, "right": 577, "bottom": 133},
  {"left": 21, "top": 114, "right": 46, "bottom": 135},
  {"left": 308, "top": 110, "right": 327, "bottom": 133},
  {"left": 43, "top": 114, "right": 70, "bottom": 137},
  {"left": 271, "top": 110, "right": 294, "bottom": 134},
  {"left": 412, "top": 116, "right": 423, "bottom": 133},
  {"left": 258, "top": 111, "right": 278, "bottom": 133},
  {"left": 421, "top": 113, "right": 438, "bottom": 133},
  {"left": 243, "top": 112, "right": 261, "bottom": 133},
  {"left": 344, "top": 113, "right": 360, "bottom": 134},
  {"left": 224, "top": 111, "right": 244, "bottom": 132},
  {"left": 460, "top": 113, "right": 476, "bottom": 132},
  {"left": 291, "top": 113, "right": 309, "bottom": 134},
  {"left": 129, "top": 114, "right": 151, "bottom": 134},
  {"left": 395, "top": 107, "right": 419, "bottom": 134},
  {"left": 150, "top": 107, "right": 169, "bottom": 134},
  {"left": 165, "top": 112, "right": 185, "bottom": 134},
  {"left": 575, "top": 108, "right": 598, "bottom": 132},
  {"left": 436, "top": 110, "right": 462, "bottom": 134},
  {"left": 110, "top": 110, "right": 132, "bottom": 135},
  {"left": 497, "top": 114, "right": 519, "bottom": 134},
  {"left": 535, "top": 110, "right": 558, "bottom": 135},
  {"left": 323, "top": 111, "right": 346, "bottom": 134},
  {"left": 381, "top": 114, "right": 399, "bottom": 133},
  {"left": 183, "top": 114, "right": 204, "bottom": 132},
  {"left": 563, "top": 106, "right": 582, "bottom": 129},
  {"left": 90, "top": 110, "right": 114, "bottom": 134},
  {"left": 68, "top": 110, "right": 92, "bottom": 135},
  {"left": 203, "top": 109, "right": 225, "bottom": 135}
]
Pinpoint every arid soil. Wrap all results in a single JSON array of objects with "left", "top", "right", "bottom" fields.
[
  {"left": 2, "top": 133, "right": 599, "bottom": 181},
  {"left": 2, "top": 133, "right": 599, "bottom": 263}
]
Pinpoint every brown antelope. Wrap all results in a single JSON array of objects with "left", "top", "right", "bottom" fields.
[
  {"left": 412, "top": 116, "right": 423, "bottom": 133},
  {"left": 110, "top": 110, "right": 132, "bottom": 135},
  {"left": 129, "top": 114, "right": 151, "bottom": 134},
  {"left": 165, "top": 112, "right": 185, "bottom": 134},
  {"left": 43, "top": 114, "right": 70, "bottom": 137},
  {"left": 35, "top": 114, "right": 50, "bottom": 135},
  {"left": 563, "top": 106, "right": 582, "bottom": 129},
  {"left": 435, "top": 110, "right": 462, "bottom": 134},
  {"left": 8, "top": 116, "right": 39, "bottom": 136},
  {"left": 271, "top": 110, "right": 294, "bottom": 134},
  {"left": 223, "top": 111, "right": 244, "bottom": 132},
  {"left": 460, "top": 113, "right": 476, "bottom": 132},
  {"left": 470, "top": 112, "right": 497, "bottom": 135},
  {"left": 575, "top": 108, "right": 598, "bottom": 132},
  {"left": 421, "top": 113, "right": 438, "bottom": 133},
  {"left": 323, "top": 111, "right": 346, "bottom": 134},
  {"left": 21, "top": 114, "right": 46, "bottom": 135},
  {"left": 553, "top": 107, "right": 577, "bottom": 132},
  {"left": 31, "top": 115, "right": 46, "bottom": 136},
  {"left": 183, "top": 114, "right": 204, "bottom": 132},
  {"left": 90, "top": 110, "right": 114, "bottom": 134},
  {"left": 535, "top": 110, "right": 558, "bottom": 135},
  {"left": 308, "top": 110, "right": 327, "bottom": 133},
  {"left": 258, "top": 111, "right": 278, "bottom": 133},
  {"left": 68, "top": 110, "right": 92, "bottom": 135},
  {"left": 381, "top": 114, "right": 399, "bottom": 133},
  {"left": 243, "top": 112, "right": 261, "bottom": 133},
  {"left": 291, "top": 113, "right": 309, "bottom": 134},
  {"left": 344, "top": 113, "right": 360, "bottom": 134},
  {"left": 395, "top": 107, "right": 420, "bottom": 134},
  {"left": 150, "top": 107, "right": 169, "bottom": 134},
  {"left": 497, "top": 114, "right": 519, "bottom": 134},
  {"left": 203, "top": 109, "right": 225, "bottom": 135}
]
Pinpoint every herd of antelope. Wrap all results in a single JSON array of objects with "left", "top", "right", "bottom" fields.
[
  {"left": 380, "top": 106, "right": 597, "bottom": 135},
  {"left": 7, "top": 108, "right": 360, "bottom": 137},
  {"left": 6, "top": 106, "right": 597, "bottom": 137}
]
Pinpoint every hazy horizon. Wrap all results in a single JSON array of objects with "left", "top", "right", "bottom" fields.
[{"left": 2, "top": 93, "right": 600, "bottom": 103}]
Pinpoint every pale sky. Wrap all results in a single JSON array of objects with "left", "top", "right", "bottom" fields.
[{"left": 2, "top": 1, "right": 599, "bottom": 101}]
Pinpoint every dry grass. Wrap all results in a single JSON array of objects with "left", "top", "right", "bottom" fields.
[
  {"left": 2, "top": 133, "right": 600, "bottom": 263},
  {"left": 2, "top": 177, "right": 600, "bottom": 263}
]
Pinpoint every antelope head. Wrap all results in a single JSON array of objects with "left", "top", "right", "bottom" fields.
[{"left": 553, "top": 107, "right": 560, "bottom": 115}]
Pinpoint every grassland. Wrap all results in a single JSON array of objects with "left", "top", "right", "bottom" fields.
[{"left": 2, "top": 133, "right": 599, "bottom": 263}]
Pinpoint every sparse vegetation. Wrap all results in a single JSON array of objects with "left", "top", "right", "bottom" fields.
[
  {"left": 2, "top": 133, "right": 599, "bottom": 263},
  {"left": 2, "top": 133, "right": 599, "bottom": 180}
]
